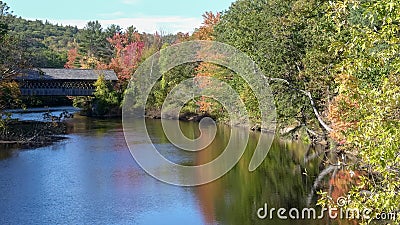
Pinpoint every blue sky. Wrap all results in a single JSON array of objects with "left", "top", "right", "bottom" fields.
[{"left": 7, "top": 0, "right": 236, "bottom": 34}]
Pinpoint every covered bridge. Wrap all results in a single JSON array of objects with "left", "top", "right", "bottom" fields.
[{"left": 15, "top": 68, "right": 118, "bottom": 96}]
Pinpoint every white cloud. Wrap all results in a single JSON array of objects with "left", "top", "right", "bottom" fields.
[
  {"left": 121, "top": 0, "right": 141, "bottom": 5},
  {"left": 98, "top": 11, "right": 125, "bottom": 18},
  {"left": 40, "top": 16, "right": 203, "bottom": 34}
]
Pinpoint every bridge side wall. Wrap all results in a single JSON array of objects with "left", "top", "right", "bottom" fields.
[
  {"left": 20, "top": 88, "right": 95, "bottom": 96},
  {"left": 16, "top": 79, "right": 108, "bottom": 96}
]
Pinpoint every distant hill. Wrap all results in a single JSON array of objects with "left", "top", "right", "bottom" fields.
[
  {"left": 7, "top": 17, "right": 79, "bottom": 68},
  {"left": 6, "top": 16, "right": 182, "bottom": 69}
]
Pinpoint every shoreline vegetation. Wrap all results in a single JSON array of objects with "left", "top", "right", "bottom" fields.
[
  {"left": 0, "top": 110, "right": 73, "bottom": 149},
  {"left": 0, "top": 120, "right": 67, "bottom": 148},
  {"left": 0, "top": 106, "right": 304, "bottom": 151},
  {"left": 146, "top": 109, "right": 279, "bottom": 134}
]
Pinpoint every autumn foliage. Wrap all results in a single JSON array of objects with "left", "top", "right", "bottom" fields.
[
  {"left": 328, "top": 95, "right": 359, "bottom": 144},
  {"left": 65, "top": 30, "right": 145, "bottom": 90},
  {"left": 193, "top": 12, "right": 222, "bottom": 114},
  {"left": 193, "top": 12, "right": 221, "bottom": 41},
  {"left": 64, "top": 48, "right": 79, "bottom": 69},
  {"left": 106, "top": 32, "right": 144, "bottom": 83}
]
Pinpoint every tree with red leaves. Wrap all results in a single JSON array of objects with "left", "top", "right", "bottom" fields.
[{"left": 107, "top": 31, "right": 144, "bottom": 88}]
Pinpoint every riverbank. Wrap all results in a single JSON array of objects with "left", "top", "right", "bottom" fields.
[
  {"left": 147, "top": 108, "right": 282, "bottom": 135},
  {"left": 0, "top": 107, "right": 72, "bottom": 149},
  {"left": 0, "top": 120, "right": 67, "bottom": 148}
]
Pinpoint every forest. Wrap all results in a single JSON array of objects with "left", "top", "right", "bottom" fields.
[{"left": 1, "top": 0, "right": 399, "bottom": 224}]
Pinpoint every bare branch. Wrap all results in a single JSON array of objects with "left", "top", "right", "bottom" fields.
[
  {"left": 269, "top": 77, "right": 333, "bottom": 132},
  {"left": 306, "top": 165, "right": 338, "bottom": 206}
]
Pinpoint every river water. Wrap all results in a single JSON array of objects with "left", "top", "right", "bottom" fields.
[{"left": 0, "top": 109, "right": 339, "bottom": 225}]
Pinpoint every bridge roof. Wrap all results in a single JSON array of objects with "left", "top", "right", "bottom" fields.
[{"left": 17, "top": 68, "right": 118, "bottom": 81}]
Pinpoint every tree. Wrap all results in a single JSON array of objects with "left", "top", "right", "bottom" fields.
[
  {"left": 0, "top": 0, "right": 11, "bottom": 41},
  {"left": 92, "top": 75, "right": 119, "bottom": 116},
  {"left": 0, "top": 1, "right": 25, "bottom": 130},
  {"left": 0, "top": 1, "right": 30, "bottom": 79},
  {"left": 318, "top": 0, "right": 400, "bottom": 223},
  {"left": 6, "top": 15, "right": 78, "bottom": 69},
  {"left": 106, "top": 30, "right": 144, "bottom": 87},
  {"left": 215, "top": 0, "right": 338, "bottom": 139},
  {"left": 105, "top": 24, "right": 122, "bottom": 38},
  {"left": 64, "top": 47, "right": 79, "bottom": 69},
  {"left": 191, "top": 12, "right": 226, "bottom": 117},
  {"left": 193, "top": 12, "right": 221, "bottom": 41},
  {"left": 76, "top": 21, "right": 111, "bottom": 65}
]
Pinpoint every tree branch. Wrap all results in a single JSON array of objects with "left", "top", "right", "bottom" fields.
[
  {"left": 306, "top": 165, "right": 338, "bottom": 206},
  {"left": 269, "top": 77, "right": 333, "bottom": 132}
]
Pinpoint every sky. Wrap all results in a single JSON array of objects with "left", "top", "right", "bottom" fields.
[{"left": 7, "top": 0, "right": 236, "bottom": 34}]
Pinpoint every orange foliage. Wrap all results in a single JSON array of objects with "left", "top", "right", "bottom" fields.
[
  {"left": 195, "top": 62, "right": 221, "bottom": 78},
  {"left": 175, "top": 32, "right": 190, "bottom": 44},
  {"left": 328, "top": 73, "right": 359, "bottom": 144},
  {"left": 197, "top": 96, "right": 213, "bottom": 113},
  {"left": 193, "top": 12, "right": 221, "bottom": 112},
  {"left": 328, "top": 94, "right": 359, "bottom": 143},
  {"left": 328, "top": 170, "right": 363, "bottom": 225},
  {"left": 64, "top": 48, "right": 79, "bottom": 69},
  {"left": 329, "top": 170, "right": 363, "bottom": 202},
  {"left": 193, "top": 12, "right": 221, "bottom": 41}
]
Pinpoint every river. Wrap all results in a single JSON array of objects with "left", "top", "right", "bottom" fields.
[{"left": 0, "top": 109, "right": 341, "bottom": 225}]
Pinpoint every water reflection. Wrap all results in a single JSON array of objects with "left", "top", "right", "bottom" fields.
[
  {"left": 0, "top": 114, "right": 345, "bottom": 224},
  {"left": 141, "top": 119, "right": 331, "bottom": 224},
  {"left": 192, "top": 127, "right": 326, "bottom": 225},
  {"left": 0, "top": 148, "right": 14, "bottom": 160}
]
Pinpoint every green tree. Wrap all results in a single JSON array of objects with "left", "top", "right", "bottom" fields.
[
  {"left": 318, "top": 0, "right": 400, "bottom": 223},
  {"left": 76, "top": 21, "right": 112, "bottom": 65},
  {"left": 0, "top": 0, "right": 10, "bottom": 41},
  {"left": 6, "top": 16, "right": 78, "bottom": 69},
  {"left": 0, "top": 1, "right": 25, "bottom": 130},
  {"left": 0, "top": 1, "right": 30, "bottom": 78},
  {"left": 92, "top": 75, "right": 119, "bottom": 116},
  {"left": 215, "top": 0, "right": 338, "bottom": 139}
]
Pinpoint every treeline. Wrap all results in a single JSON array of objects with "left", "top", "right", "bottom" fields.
[
  {"left": 7, "top": 17, "right": 78, "bottom": 68},
  {"left": 5, "top": 11, "right": 182, "bottom": 69}
]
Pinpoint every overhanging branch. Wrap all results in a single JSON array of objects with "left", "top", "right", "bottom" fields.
[{"left": 269, "top": 77, "right": 333, "bottom": 133}]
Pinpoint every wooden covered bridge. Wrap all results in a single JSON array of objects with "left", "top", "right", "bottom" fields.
[{"left": 15, "top": 68, "right": 118, "bottom": 96}]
